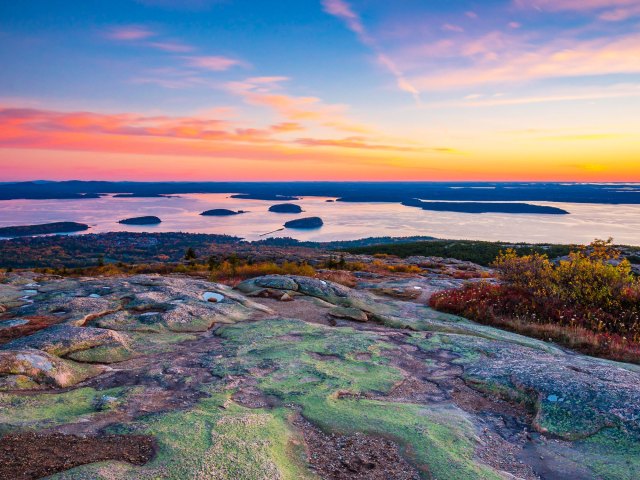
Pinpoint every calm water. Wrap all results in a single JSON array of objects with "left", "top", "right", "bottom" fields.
[{"left": 1, "top": 193, "right": 639, "bottom": 245}]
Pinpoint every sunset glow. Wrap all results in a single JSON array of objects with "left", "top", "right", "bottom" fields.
[{"left": 1, "top": 0, "right": 639, "bottom": 181}]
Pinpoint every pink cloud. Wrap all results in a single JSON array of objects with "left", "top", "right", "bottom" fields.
[
  {"left": 106, "top": 25, "right": 156, "bottom": 41},
  {"left": 184, "top": 55, "right": 247, "bottom": 71},
  {"left": 410, "top": 32, "right": 640, "bottom": 89},
  {"left": 442, "top": 24, "right": 464, "bottom": 33}
]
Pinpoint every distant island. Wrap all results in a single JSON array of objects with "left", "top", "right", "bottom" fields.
[
  {"left": 284, "top": 217, "right": 324, "bottom": 229},
  {"left": 0, "top": 221, "right": 89, "bottom": 237},
  {"left": 118, "top": 216, "right": 162, "bottom": 225},
  {"left": 200, "top": 209, "right": 246, "bottom": 216},
  {"left": 113, "top": 193, "right": 176, "bottom": 198},
  {"left": 231, "top": 194, "right": 301, "bottom": 201},
  {"left": 268, "top": 203, "right": 303, "bottom": 213},
  {"left": 401, "top": 199, "right": 569, "bottom": 215}
]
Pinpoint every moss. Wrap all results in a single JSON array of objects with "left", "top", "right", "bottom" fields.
[
  {"left": 207, "top": 319, "right": 504, "bottom": 479},
  {"left": 407, "top": 332, "right": 483, "bottom": 363},
  {"left": 301, "top": 397, "right": 502, "bottom": 480},
  {"left": 573, "top": 428, "right": 640, "bottom": 480},
  {"left": 126, "top": 331, "right": 198, "bottom": 355},
  {"left": 67, "top": 345, "right": 133, "bottom": 363},
  {"left": 535, "top": 401, "right": 604, "bottom": 440},
  {"left": 51, "top": 393, "right": 317, "bottom": 480},
  {"left": 0, "top": 387, "right": 127, "bottom": 434}
]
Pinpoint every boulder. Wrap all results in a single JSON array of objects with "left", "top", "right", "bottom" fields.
[
  {"left": 1, "top": 325, "right": 132, "bottom": 363},
  {"left": 0, "top": 349, "right": 103, "bottom": 389}
]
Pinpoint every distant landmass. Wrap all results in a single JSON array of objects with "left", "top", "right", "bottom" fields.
[
  {"left": 0, "top": 181, "right": 638, "bottom": 205},
  {"left": 269, "top": 203, "right": 303, "bottom": 213},
  {"left": 401, "top": 199, "right": 569, "bottom": 215},
  {"left": 118, "top": 216, "right": 162, "bottom": 225},
  {"left": 284, "top": 217, "right": 324, "bottom": 229},
  {"left": 200, "top": 209, "right": 246, "bottom": 216},
  {"left": 231, "top": 193, "right": 300, "bottom": 201},
  {"left": 0, "top": 221, "right": 89, "bottom": 237},
  {"left": 113, "top": 193, "right": 175, "bottom": 198}
]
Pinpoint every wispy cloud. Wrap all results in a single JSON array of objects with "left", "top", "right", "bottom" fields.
[
  {"left": 226, "top": 76, "right": 372, "bottom": 134},
  {"left": 106, "top": 25, "right": 156, "bottom": 41},
  {"left": 147, "top": 41, "right": 195, "bottom": 52},
  {"left": 515, "top": 0, "right": 640, "bottom": 21},
  {"left": 184, "top": 55, "right": 247, "bottom": 71},
  {"left": 430, "top": 84, "right": 640, "bottom": 108},
  {"left": 321, "top": 0, "right": 421, "bottom": 103},
  {"left": 408, "top": 31, "right": 640, "bottom": 89}
]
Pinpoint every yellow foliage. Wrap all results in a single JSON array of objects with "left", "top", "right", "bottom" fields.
[{"left": 494, "top": 239, "right": 638, "bottom": 309}]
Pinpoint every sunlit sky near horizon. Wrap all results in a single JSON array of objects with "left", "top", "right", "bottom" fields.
[{"left": 0, "top": 0, "right": 639, "bottom": 182}]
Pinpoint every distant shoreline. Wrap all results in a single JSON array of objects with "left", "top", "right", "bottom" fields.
[{"left": 1, "top": 181, "right": 639, "bottom": 205}]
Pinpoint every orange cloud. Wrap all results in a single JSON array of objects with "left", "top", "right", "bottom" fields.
[
  {"left": 294, "top": 137, "right": 426, "bottom": 152},
  {"left": 226, "top": 77, "right": 372, "bottom": 134},
  {"left": 0, "top": 106, "right": 433, "bottom": 164}
]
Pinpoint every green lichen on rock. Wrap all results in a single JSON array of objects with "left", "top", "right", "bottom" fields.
[
  {"left": 1, "top": 324, "right": 133, "bottom": 363},
  {"left": 0, "top": 386, "right": 127, "bottom": 434},
  {"left": 49, "top": 393, "right": 316, "bottom": 480},
  {"left": 207, "top": 319, "right": 504, "bottom": 479}
]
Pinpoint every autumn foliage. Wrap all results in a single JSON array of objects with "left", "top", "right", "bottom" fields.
[{"left": 430, "top": 239, "right": 640, "bottom": 363}]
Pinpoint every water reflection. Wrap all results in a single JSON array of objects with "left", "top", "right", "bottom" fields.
[{"left": 0, "top": 193, "right": 639, "bottom": 246}]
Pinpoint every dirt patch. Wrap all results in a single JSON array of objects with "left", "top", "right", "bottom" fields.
[
  {"left": 0, "top": 315, "right": 64, "bottom": 345},
  {"left": 294, "top": 416, "right": 420, "bottom": 480},
  {"left": 0, "top": 431, "right": 155, "bottom": 480}
]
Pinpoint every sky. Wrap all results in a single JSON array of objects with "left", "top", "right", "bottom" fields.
[{"left": 0, "top": 0, "right": 639, "bottom": 182}]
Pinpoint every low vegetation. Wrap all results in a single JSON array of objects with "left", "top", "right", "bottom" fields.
[
  {"left": 346, "top": 239, "right": 575, "bottom": 266},
  {"left": 430, "top": 239, "right": 640, "bottom": 363}
]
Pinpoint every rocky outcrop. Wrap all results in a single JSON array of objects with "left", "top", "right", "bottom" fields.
[
  {"left": 1, "top": 325, "right": 132, "bottom": 363},
  {"left": 0, "top": 349, "right": 103, "bottom": 388},
  {"left": 1, "top": 271, "right": 640, "bottom": 479}
]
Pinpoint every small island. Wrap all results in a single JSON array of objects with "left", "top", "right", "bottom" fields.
[
  {"left": 200, "top": 209, "right": 246, "bottom": 216},
  {"left": 0, "top": 222, "right": 89, "bottom": 237},
  {"left": 284, "top": 217, "right": 324, "bottom": 229},
  {"left": 268, "top": 203, "right": 303, "bottom": 214},
  {"left": 118, "top": 216, "right": 162, "bottom": 225}
]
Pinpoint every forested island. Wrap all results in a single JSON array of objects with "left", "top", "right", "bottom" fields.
[{"left": 0, "top": 222, "right": 89, "bottom": 237}]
